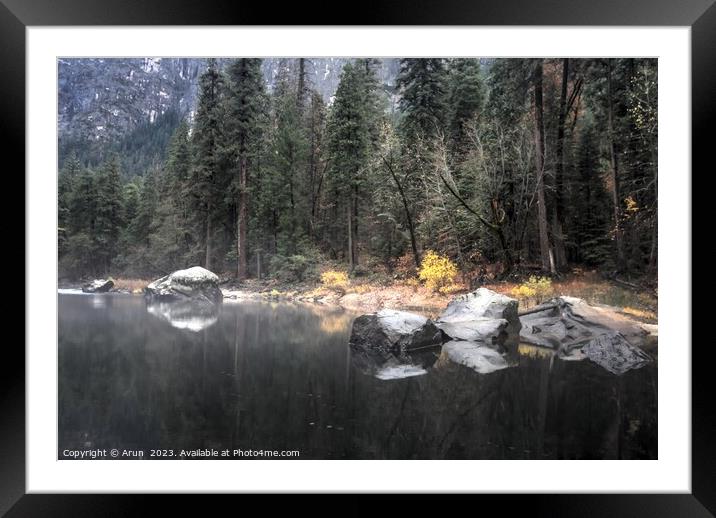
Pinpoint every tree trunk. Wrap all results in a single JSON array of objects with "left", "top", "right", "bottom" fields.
[
  {"left": 533, "top": 60, "right": 555, "bottom": 274},
  {"left": 553, "top": 58, "right": 569, "bottom": 270},
  {"left": 205, "top": 200, "right": 212, "bottom": 271},
  {"left": 383, "top": 155, "right": 421, "bottom": 269},
  {"left": 649, "top": 148, "right": 658, "bottom": 270},
  {"left": 347, "top": 204, "right": 353, "bottom": 271},
  {"left": 288, "top": 146, "right": 296, "bottom": 253},
  {"left": 352, "top": 186, "right": 359, "bottom": 267},
  {"left": 438, "top": 171, "right": 513, "bottom": 276},
  {"left": 237, "top": 154, "right": 248, "bottom": 280},
  {"left": 607, "top": 60, "right": 626, "bottom": 272},
  {"left": 297, "top": 58, "right": 306, "bottom": 109}
]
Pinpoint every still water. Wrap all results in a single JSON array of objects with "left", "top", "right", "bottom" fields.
[{"left": 58, "top": 293, "right": 657, "bottom": 460}]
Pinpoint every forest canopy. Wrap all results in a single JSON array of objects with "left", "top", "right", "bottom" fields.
[{"left": 58, "top": 57, "right": 658, "bottom": 284}]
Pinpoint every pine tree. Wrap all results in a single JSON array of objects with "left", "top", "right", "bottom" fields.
[
  {"left": 266, "top": 82, "right": 309, "bottom": 253},
  {"left": 188, "top": 58, "right": 225, "bottom": 271},
  {"left": 570, "top": 121, "right": 611, "bottom": 265},
  {"left": 396, "top": 58, "right": 448, "bottom": 140},
  {"left": 326, "top": 61, "right": 381, "bottom": 269},
  {"left": 93, "top": 155, "right": 124, "bottom": 274},
  {"left": 447, "top": 59, "right": 485, "bottom": 155},
  {"left": 130, "top": 169, "right": 158, "bottom": 248},
  {"left": 225, "top": 58, "right": 266, "bottom": 279},
  {"left": 146, "top": 121, "right": 193, "bottom": 272},
  {"left": 305, "top": 91, "right": 328, "bottom": 239},
  {"left": 58, "top": 151, "right": 81, "bottom": 257}
]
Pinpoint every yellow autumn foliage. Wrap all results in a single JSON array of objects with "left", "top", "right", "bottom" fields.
[
  {"left": 321, "top": 270, "right": 350, "bottom": 290},
  {"left": 512, "top": 276, "right": 553, "bottom": 302},
  {"left": 418, "top": 250, "right": 458, "bottom": 293}
]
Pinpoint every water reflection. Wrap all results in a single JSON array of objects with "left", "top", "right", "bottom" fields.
[
  {"left": 350, "top": 346, "right": 440, "bottom": 380},
  {"left": 146, "top": 300, "right": 221, "bottom": 332},
  {"left": 438, "top": 340, "right": 511, "bottom": 374},
  {"left": 58, "top": 294, "right": 657, "bottom": 459}
]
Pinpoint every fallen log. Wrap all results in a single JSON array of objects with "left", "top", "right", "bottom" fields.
[{"left": 517, "top": 303, "right": 559, "bottom": 317}]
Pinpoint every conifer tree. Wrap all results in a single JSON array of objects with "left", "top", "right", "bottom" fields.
[
  {"left": 58, "top": 151, "right": 81, "bottom": 256},
  {"left": 326, "top": 61, "right": 380, "bottom": 269},
  {"left": 93, "top": 155, "right": 124, "bottom": 274},
  {"left": 396, "top": 58, "right": 448, "bottom": 140},
  {"left": 189, "top": 58, "right": 225, "bottom": 271},
  {"left": 447, "top": 58, "right": 485, "bottom": 155},
  {"left": 225, "top": 58, "right": 266, "bottom": 279}
]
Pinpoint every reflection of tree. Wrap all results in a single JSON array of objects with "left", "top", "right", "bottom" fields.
[{"left": 58, "top": 295, "right": 656, "bottom": 459}]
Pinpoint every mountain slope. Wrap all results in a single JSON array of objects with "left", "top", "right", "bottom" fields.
[{"left": 58, "top": 57, "right": 400, "bottom": 176}]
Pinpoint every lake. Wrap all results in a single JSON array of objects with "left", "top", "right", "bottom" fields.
[{"left": 58, "top": 293, "right": 657, "bottom": 460}]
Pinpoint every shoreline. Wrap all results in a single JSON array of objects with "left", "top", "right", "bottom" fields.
[
  {"left": 58, "top": 282, "right": 453, "bottom": 316},
  {"left": 220, "top": 284, "right": 451, "bottom": 316},
  {"left": 59, "top": 272, "right": 658, "bottom": 326}
]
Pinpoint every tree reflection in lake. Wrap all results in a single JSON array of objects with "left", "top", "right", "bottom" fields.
[{"left": 58, "top": 294, "right": 657, "bottom": 459}]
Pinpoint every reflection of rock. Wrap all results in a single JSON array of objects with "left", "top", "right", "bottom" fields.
[
  {"left": 520, "top": 297, "right": 651, "bottom": 374},
  {"left": 146, "top": 300, "right": 220, "bottom": 332},
  {"left": 82, "top": 279, "right": 114, "bottom": 293},
  {"left": 144, "top": 266, "right": 222, "bottom": 305},
  {"left": 436, "top": 288, "right": 520, "bottom": 346},
  {"left": 438, "top": 340, "right": 509, "bottom": 374},
  {"left": 582, "top": 332, "right": 651, "bottom": 375},
  {"left": 436, "top": 318, "right": 507, "bottom": 343},
  {"left": 350, "top": 344, "right": 440, "bottom": 380},
  {"left": 374, "top": 364, "right": 428, "bottom": 380},
  {"left": 349, "top": 309, "right": 445, "bottom": 355}
]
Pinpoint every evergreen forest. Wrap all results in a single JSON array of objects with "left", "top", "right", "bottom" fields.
[{"left": 58, "top": 58, "right": 658, "bottom": 286}]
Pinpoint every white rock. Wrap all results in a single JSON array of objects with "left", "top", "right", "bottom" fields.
[
  {"left": 376, "top": 309, "right": 431, "bottom": 343},
  {"left": 145, "top": 266, "right": 222, "bottom": 304},
  {"left": 436, "top": 288, "right": 520, "bottom": 344}
]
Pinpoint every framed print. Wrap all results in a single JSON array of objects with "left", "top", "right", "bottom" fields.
[{"left": 5, "top": 0, "right": 711, "bottom": 512}]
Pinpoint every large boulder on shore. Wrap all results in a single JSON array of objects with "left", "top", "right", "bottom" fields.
[
  {"left": 349, "top": 309, "right": 445, "bottom": 357},
  {"left": 435, "top": 288, "right": 521, "bottom": 345},
  {"left": 82, "top": 278, "right": 114, "bottom": 293},
  {"left": 520, "top": 296, "right": 652, "bottom": 374},
  {"left": 144, "top": 266, "right": 222, "bottom": 305},
  {"left": 520, "top": 296, "right": 649, "bottom": 350}
]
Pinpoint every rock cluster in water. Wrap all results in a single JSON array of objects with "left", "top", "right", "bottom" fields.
[
  {"left": 350, "top": 288, "right": 521, "bottom": 378},
  {"left": 349, "top": 288, "right": 653, "bottom": 379}
]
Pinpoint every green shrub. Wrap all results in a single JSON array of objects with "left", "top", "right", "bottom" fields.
[{"left": 268, "top": 254, "right": 318, "bottom": 283}]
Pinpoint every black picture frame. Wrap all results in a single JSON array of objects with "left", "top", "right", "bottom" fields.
[{"left": 5, "top": 0, "right": 710, "bottom": 513}]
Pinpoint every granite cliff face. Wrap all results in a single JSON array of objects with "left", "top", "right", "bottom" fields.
[
  {"left": 58, "top": 58, "right": 202, "bottom": 147},
  {"left": 58, "top": 57, "right": 400, "bottom": 175}
]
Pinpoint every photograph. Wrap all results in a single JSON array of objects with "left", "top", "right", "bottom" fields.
[{"left": 57, "top": 56, "right": 659, "bottom": 461}]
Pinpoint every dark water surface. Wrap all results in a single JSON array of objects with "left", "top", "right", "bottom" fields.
[{"left": 58, "top": 293, "right": 657, "bottom": 459}]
